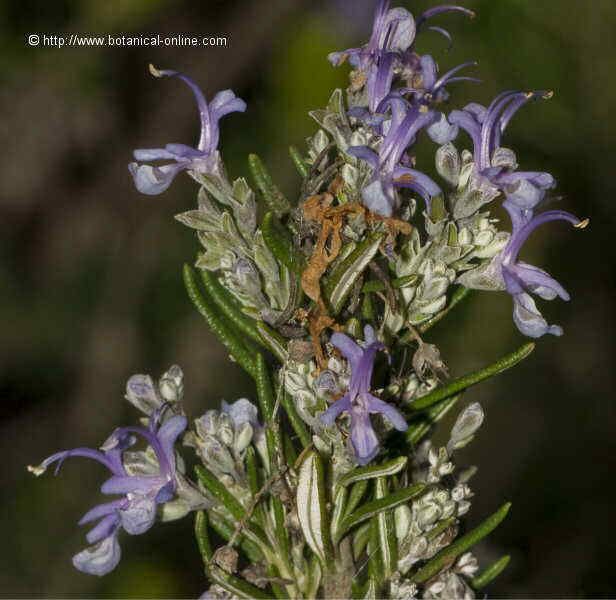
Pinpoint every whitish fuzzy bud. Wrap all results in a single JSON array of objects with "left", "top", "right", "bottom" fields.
[
  {"left": 218, "top": 413, "right": 234, "bottom": 447},
  {"left": 428, "top": 447, "right": 454, "bottom": 482},
  {"left": 203, "top": 436, "right": 236, "bottom": 474},
  {"left": 395, "top": 504, "right": 413, "bottom": 540},
  {"left": 195, "top": 411, "right": 219, "bottom": 438},
  {"left": 436, "top": 142, "right": 461, "bottom": 188},
  {"left": 312, "top": 129, "right": 329, "bottom": 155},
  {"left": 456, "top": 552, "right": 479, "bottom": 577},
  {"left": 417, "top": 504, "right": 441, "bottom": 530},
  {"left": 425, "top": 572, "right": 474, "bottom": 600},
  {"left": 491, "top": 146, "right": 518, "bottom": 171},
  {"left": 125, "top": 374, "right": 160, "bottom": 416},
  {"left": 234, "top": 422, "right": 254, "bottom": 454},
  {"left": 159, "top": 365, "right": 184, "bottom": 402},
  {"left": 448, "top": 402, "right": 484, "bottom": 453}
]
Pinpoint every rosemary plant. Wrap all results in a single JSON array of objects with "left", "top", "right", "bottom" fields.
[{"left": 29, "top": 1, "right": 588, "bottom": 598}]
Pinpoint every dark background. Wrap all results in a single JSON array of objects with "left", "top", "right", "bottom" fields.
[{"left": 2, "top": 0, "right": 615, "bottom": 597}]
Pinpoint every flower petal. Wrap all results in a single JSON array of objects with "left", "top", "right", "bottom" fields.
[
  {"left": 426, "top": 112, "right": 459, "bottom": 144},
  {"left": 330, "top": 332, "right": 364, "bottom": 370},
  {"left": 155, "top": 415, "right": 187, "bottom": 472},
  {"left": 512, "top": 292, "right": 563, "bottom": 338},
  {"left": 125, "top": 374, "right": 160, "bottom": 416},
  {"left": 221, "top": 398, "right": 260, "bottom": 429},
  {"left": 79, "top": 499, "right": 126, "bottom": 526},
  {"left": 361, "top": 178, "right": 394, "bottom": 217},
  {"left": 85, "top": 513, "right": 121, "bottom": 544},
  {"left": 133, "top": 147, "right": 178, "bottom": 161},
  {"left": 101, "top": 474, "right": 163, "bottom": 495},
  {"left": 164, "top": 143, "right": 205, "bottom": 159},
  {"left": 128, "top": 162, "right": 186, "bottom": 195},
  {"left": 347, "top": 145, "right": 379, "bottom": 168},
  {"left": 73, "top": 531, "right": 121, "bottom": 576},
  {"left": 320, "top": 394, "right": 352, "bottom": 426},
  {"left": 119, "top": 494, "right": 157, "bottom": 535},
  {"left": 349, "top": 409, "right": 380, "bottom": 466},
  {"left": 364, "top": 394, "right": 408, "bottom": 431}
]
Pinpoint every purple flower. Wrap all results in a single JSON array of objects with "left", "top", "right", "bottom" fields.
[
  {"left": 348, "top": 95, "right": 442, "bottom": 216},
  {"left": 402, "top": 54, "right": 479, "bottom": 144},
  {"left": 320, "top": 325, "right": 407, "bottom": 465},
  {"left": 460, "top": 201, "right": 589, "bottom": 338},
  {"left": 500, "top": 201, "right": 588, "bottom": 337},
  {"left": 28, "top": 408, "right": 187, "bottom": 576},
  {"left": 128, "top": 65, "right": 246, "bottom": 195},
  {"left": 329, "top": 1, "right": 416, "bottom": 111},
  {"left": 449, "top": 90, "right": 556, "bottom": 210},
  {"left": 328, "top": 2, "right": 473, "bottom": 113}
]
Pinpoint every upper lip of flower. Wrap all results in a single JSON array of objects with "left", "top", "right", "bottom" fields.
[
  {"left": 450, "top": 89, "right": 552, "bottom": 173},
  {"left": 498, "top": 199, "right": 589, "bottom": 337},
  {"left": 128, "top": 65, "right": 246, "bottom": 195}
]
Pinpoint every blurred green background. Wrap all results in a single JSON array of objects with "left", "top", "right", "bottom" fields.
[{"left": 2, "top": 0, "right": 615, "bottom": 597}]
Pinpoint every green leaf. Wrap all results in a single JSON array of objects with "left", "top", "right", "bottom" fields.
[
  {"left": 352, "top": 521, "right": 371, "bottom": 561},
  {"left": 209, "top": 564, "right": 270, "bottom": 600},
  {"left": 411, "top": 502, "right": 512, "bottom": 583},
  {"left": 183, "top": 264, "right": 256, "bottom": 377},
  {"left": 195, "top": 510, "right": 213, "bottom": 563},
  {"left": 272, "top": 495, "right": 291, "bottom": 574},
  {"left": 289, "top": 145, "right": 309, "bottom": 178},
  {"left": 266, "top": 564, "right": 288, "bottom": 600},
  {"left": 197, "top": 539, "right": 271, "bottom": 600},
  {"left": 361, "top": 291, "right": 375, "bottom": 321},
  {"left": 405, "top": 394, "right": 462, "bottom": 445},
  {"left": 194, "top": 465, "right": 247, "bottom": 522},
  {"left": 425, "top": 516, "right": 456, "bottom": 541},
  {"left": 306, "top": 554, "right": 323, "bottom": 600},
  {"left": 368, "top": 516, "right": 384, "bottom": 586},
  {"left": 254, "top": 354, "right": 283, "bottom": 468},
  {"left": 324, "top": 232, "right": 384, "bottom": 315},
  {"left": 245, "top": 446, "right": 266, "bottom": 528},
  {"left": 261, "top": 211, "right": 306, "bottom": 276},
  {"left": 337, "top": 457, "right": 407, "bottom": 489},
  {"left": 279, "top": 388, "right": 311, "bottom": 448},
  {"left": 206, "top": 510, "right": 264, "bottom": 565},
  {"left": 344, "top": 479, "right": 369, "bottom": 521},
  {"left": 359, "top": 577, "right": 378, "bottom": 600},
  {"left": 410, "top": 342, "right": 535, "bottom": 411},
  {"left": 472, "top": 555, "right": 511, "bottom": 590},
  {"left": 248, "top": 154, "right": 291, "bottom": 217},
  {"left": 335, "top": 483, "right": 427, "bottom": 544},
  {"left": 330, "top": 485, "right": 348, "bottom": 543},
  {"left": 375, "top": 477, "right": 397, "bottom": 579},
  {"left": 194, "top": 465, "right": 269, "bottom": 550},
  {"left": 200, "top": 269, "right": 263, "bottom": 347},
  {"left": 296, "top": 450, "right": 334, "bottom": 568},
  {"left": 255, "top": 320, "right": 288, "bottom": 363}
]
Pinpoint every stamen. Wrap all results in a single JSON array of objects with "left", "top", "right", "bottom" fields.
[
  {"left": 574, "top": 218, "right": 590, "bottom": 229},
  {"left": 27, "top": 464, "right": 46, "bottom": 476},
  {"left": 148, "top": 64, "right": 163, "bottom": 78},
  {"left": 542, "top": 90, "right": 554, "bottom": 100}
]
